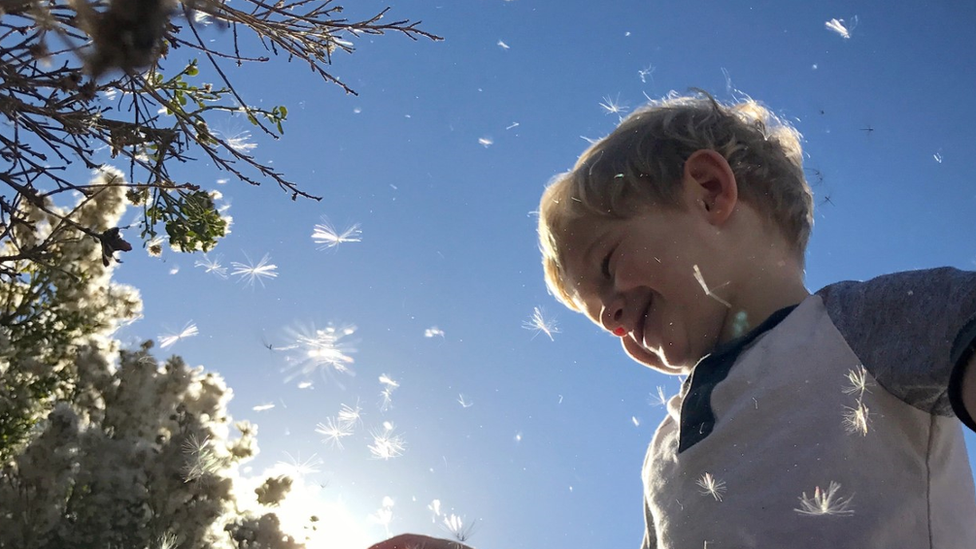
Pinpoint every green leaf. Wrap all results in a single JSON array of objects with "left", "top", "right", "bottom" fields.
[{"left": 160, "top": 190, "right": 229, "bottom": 252}]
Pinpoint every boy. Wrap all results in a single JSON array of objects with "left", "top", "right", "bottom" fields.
[{"left": 370, "top": 92, "right": 976, "bottom": 549}]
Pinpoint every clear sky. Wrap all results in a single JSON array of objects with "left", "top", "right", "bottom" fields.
[{"left": 110, "top": 1, "right": 976, "bottom": 548}]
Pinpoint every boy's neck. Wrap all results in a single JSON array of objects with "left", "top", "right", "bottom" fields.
[{"left": 720, "top": 252, "right": 810, "bottom": 345}]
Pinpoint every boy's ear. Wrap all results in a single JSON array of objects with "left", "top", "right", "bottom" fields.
[{"left": 683, "top": 149, "right": 738, "bottom": 225}]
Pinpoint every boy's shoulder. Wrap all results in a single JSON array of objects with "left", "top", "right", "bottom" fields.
[
  {"left": 815, "top": 267, "right": 976, "bottom": 346},
  {"left": 816, "top": 266, "right": 973, "bottom": 305},
  {"left": 814, "top": 266, "right": 976, "bottom": 417}
]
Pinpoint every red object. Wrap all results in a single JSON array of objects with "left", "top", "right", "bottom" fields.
[{"left": 613, "top": 327, "right": 626, "bottom": 336}]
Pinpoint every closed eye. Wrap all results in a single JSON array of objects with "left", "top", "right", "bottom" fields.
[{"left": 601, "top": 248, "right": 614, "bottom": 279}]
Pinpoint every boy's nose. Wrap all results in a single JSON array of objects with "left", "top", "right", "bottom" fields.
[{"left": 601, "top": 302, "right": 627, "bottom": 336}]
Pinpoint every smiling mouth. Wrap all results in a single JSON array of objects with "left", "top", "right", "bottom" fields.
[{"left": 635, "top": 299, "right": 652, "bottom": 350}]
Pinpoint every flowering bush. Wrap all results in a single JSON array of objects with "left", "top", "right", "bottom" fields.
[
  {"left": 0, "top": 173, "right": 309, "bottom": 549},
  {"left": 0, "top": 168, "right": 141, "bottom": 462}
]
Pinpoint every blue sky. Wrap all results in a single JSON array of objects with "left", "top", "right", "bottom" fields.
[{"left": 109, "top": 1, "right": 976, "bottom": 547}]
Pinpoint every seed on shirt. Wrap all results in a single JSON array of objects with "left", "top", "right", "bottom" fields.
[
  {"left": 842, "top": 365, "right": 871, "bottom": 396},
  {"left": 695, "top": 472, "right": 726, "bottom": 502},
  {"left": 794, "top": 481, "right": 855, "bottom": 516},
  {"left": 842, "top": 401, "right": 870, "bottom": 436}
]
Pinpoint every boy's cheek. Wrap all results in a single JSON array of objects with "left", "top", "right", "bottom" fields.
[{"left": 578, "top": 301, "right": 605, "bottom": 330}]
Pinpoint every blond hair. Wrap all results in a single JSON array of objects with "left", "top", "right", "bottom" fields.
[{"left": 539, "top": 91, "right": 814, "bottom": 311}]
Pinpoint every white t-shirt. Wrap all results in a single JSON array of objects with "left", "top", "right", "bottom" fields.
[{"left": 641, "top": 267, "right": 976, "bottom": 549}]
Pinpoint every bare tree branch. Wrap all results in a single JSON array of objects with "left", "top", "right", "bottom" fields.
[{"left": 1, "top": 0, "right": 441, "bottom": 279}]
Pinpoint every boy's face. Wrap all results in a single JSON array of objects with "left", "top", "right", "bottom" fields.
[{"left": 559, "top": 204, "right": 732, "bottom": 375}]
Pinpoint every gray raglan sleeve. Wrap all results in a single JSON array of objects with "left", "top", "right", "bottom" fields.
[{"left": 816, "top": 267, "right": 976, "bottom": 426}]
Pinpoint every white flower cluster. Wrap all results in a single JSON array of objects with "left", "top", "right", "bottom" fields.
[
  {"left": 0, "top": 342, "right": 310, "bottom": 548},
  {"left": 0, "top": 169, "right": 310, "bottom": 549},
  {"left": 1, "top": 169, "right": 142, "bottom": 464}
]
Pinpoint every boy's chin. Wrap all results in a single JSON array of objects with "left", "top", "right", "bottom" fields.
[{"left": 622, "top": 338, "right": 688, "bottom": 375}]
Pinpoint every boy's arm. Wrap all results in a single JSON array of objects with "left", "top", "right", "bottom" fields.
[
  {"left": 368, "top": 534, "right": 472, "bottom": 549},
  {"left": 950, "top": 352, "right": 976, "bottom": 432},
  {"left": 949, "top": 318, "right": 976, "bottom": 433},
  {"left": 963, "top": 358, "right": 976, "bottom": 424}
]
